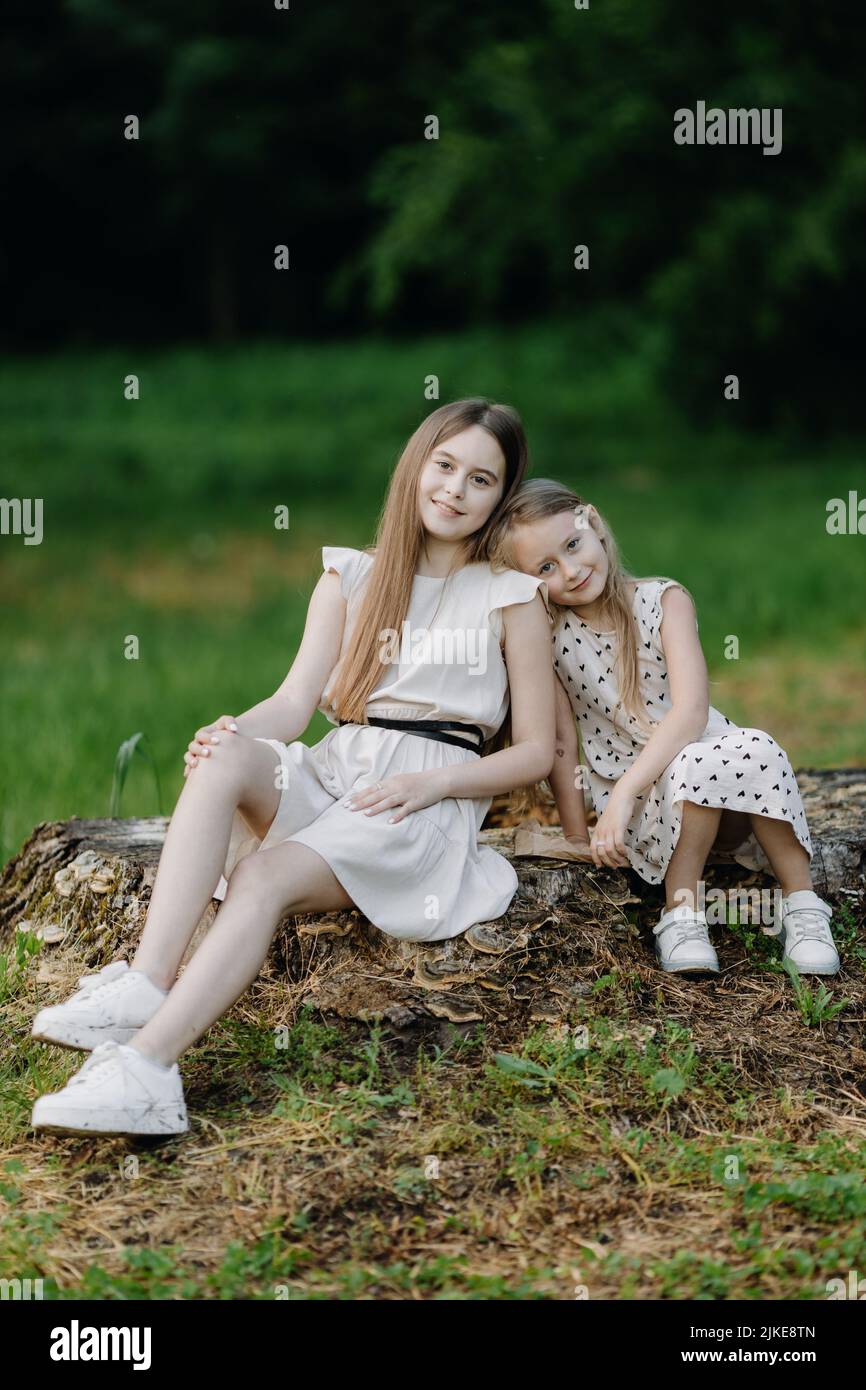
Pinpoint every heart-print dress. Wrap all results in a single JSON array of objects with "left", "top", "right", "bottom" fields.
[{"left": 553, "top": 578, "right": 813, "bottom": 885}]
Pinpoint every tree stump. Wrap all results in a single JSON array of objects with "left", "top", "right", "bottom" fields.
[{"left": 1, "top": 768, "right": 863, "bottom": 1027}]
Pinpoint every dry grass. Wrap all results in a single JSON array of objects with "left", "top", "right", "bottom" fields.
[{"left": 2, "top": 881, "right": 865, "bottom": 1301}]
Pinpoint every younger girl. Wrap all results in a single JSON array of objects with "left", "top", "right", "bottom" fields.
[
  {"left": 489, "top": 478, "right": 839, "bottom": 977},
  {"left": 30, "top": 399, "right": 555, "bottom": 1136}
]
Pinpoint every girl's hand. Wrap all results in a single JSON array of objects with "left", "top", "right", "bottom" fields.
[
  {"left": 590, "top": 789, "right": 635, "bottom": 869},
  {"left": 342, "top": 768, "right": 450, "bottom": 824},
  {"left": 183, "top": 715, "right": 240, "bottom": 777},
  {"left": 564, "top": 834, "right": 595, "bottom": 861},
  {"left": 513, "top": 822, "right": 594, "bottom": 861}
]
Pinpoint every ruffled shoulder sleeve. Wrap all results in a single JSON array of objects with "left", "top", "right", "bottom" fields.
[
  {"left": 321, "top": 546, "right": 374, "bottom": 601},
  {"left": 637, "top": 578, "right": 696, "bottom": 653},
  {"left": 487, "top": 567, "right": 551, "bottom": 644}
]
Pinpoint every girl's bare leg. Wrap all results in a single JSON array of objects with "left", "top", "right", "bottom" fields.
[
  {"left": 748, "top": 814, "right": 813, "bottom": 895},
  {"left": 130, "top": 736, "right": 289, "bottom": 990},
  {"left": 704, "top": 806, "right": 812, "bottom": 894},
  {"left": 131, "top": 841, "right": 353, "bottom": 1066},
  {"left": 664, "top": 801, "right": 723, "bottom": 912}
]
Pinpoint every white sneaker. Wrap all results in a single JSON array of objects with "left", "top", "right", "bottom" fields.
[
  {"left": 31, "top": 960, "right": 167, "bottom": 1051},
  {"left": 779, "top": 891, "right": 840, "bottom": 975},
  {"left": 653, "top": 906, "right": 720, "bottom": 974},
  {"left": 31, "top": 1040, "right": 188, "bottom": 1136}
]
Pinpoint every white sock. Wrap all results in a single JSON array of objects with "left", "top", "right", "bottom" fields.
[
  {"left": 125, "top": 1045, "right": 172, "bottom": 1073},
  {"left": 128, "top": 970, "right": 168, "bottom": 995}
]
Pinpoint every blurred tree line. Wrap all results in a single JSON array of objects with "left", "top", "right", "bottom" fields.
[{"left": 4, "top": 0, "right": 865, "bottom": 429}]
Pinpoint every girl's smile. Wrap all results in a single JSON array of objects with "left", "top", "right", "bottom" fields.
[
  {"left": 510, "top": 507, "right": 610, "bottom": 615},
  {"left": 417, "top": 424, "right": 506, "bottom": 568}
]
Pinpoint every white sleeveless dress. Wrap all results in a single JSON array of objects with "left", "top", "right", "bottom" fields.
[
  {"left": 554, "top": 578, "right": 813, "bottom": 885},
  {"left": 212, "top": 546, "right": 549, "bottom": 941}
]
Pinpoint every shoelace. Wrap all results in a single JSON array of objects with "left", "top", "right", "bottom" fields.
[
  {"left": 784, "top": 910, "right": 834, "bottom": 946},
  {"left": 669, "top": 922, "right": 712, "bottom": 949},
  {"left": 66, "top": 1043, "right": 124, "bottom": 1087},
  {"left": 71, "top": 966, "right": 129, "bottom": 1003}
]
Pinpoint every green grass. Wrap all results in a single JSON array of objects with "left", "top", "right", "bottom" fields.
[
  {"left": 3, "top": 994, "right": 866, "bottom": 1300},
  {"left": 2, "top": 319, "right": 864, "bottom": 866}
]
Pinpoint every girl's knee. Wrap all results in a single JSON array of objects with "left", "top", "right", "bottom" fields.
[
  {"left": 225, "top": 851, "right": 290, "bottom": 913},
  {"left": 677, "top": 741, "right": 705, "bottom": 760},
  {"left": 740, "top": 726, "right": 784, "bottom": 754},
  {"left": 192, "top": 731, "right": 252, "bottom": 790}
]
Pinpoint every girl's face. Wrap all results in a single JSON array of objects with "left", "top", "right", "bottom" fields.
[
  {"left": 510, "top": 507, "right": 609, "bottom": 607},
  {"left": 417, "top": 425, "right": 507, "bottom": 542}
]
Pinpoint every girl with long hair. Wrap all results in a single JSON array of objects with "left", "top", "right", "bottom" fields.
[
  {"left": 30, "top": 400, "right": 555, "bottom": 1136},
  {"left": 488, "top": 478, "right": 839, "bottom": 977}
]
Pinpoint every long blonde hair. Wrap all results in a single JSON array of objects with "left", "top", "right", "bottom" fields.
[
  {"left": 328, "top": 398, "right": 529, "bottom": 724},
  {"left": 488, "top": 478, "right": 680, "bottom": 739}
]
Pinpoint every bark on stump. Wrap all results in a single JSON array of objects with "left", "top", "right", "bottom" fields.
[{"left": 1, "top": 768, "right": 863, "bottom": 1028}]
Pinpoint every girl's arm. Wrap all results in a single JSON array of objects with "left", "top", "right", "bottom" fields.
[
  {"left": 438, "top": 591, "right": 556, "bottom": 798},
  {"left": 589, "top": 585, "right": 709, "bottom": 867},
  {"left": 548, "top": 675, "right": 591, "bottom": 841},
  {"left": 231, "top": 572, "right": 347, "bottom": 740},
  {"left": 615, "top": 586, "right": 709, "bottom": 800}
]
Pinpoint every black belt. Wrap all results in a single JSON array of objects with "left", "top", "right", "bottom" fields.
[{"left": 338, "top": 717, "right": 485, "bottom": 753}]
